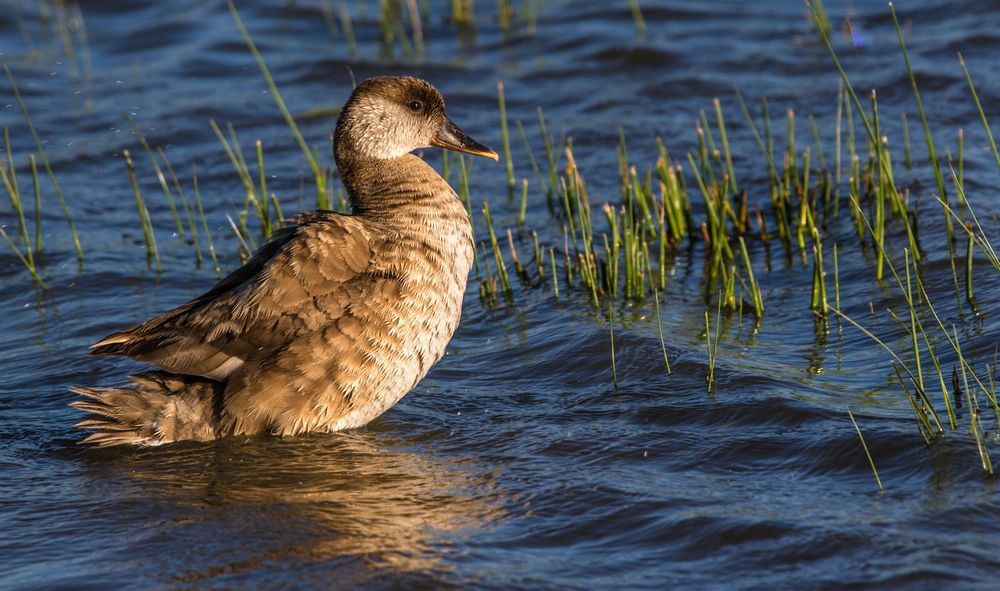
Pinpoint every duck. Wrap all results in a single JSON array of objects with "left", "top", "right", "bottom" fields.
[{"left": 70, "top": 76, "right": 498, "bottom": 446}]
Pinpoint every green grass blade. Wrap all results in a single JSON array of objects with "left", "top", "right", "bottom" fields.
[{"left": 4, "top": 64, "right": 83, "bottom": 263}]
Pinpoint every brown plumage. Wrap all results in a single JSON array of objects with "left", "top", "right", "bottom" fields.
[{"left": 70, "top": 76, "right": 498, "bottom": 446}]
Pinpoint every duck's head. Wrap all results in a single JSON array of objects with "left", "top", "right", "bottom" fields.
[{"left": 334, "top": 76, "right": 498, "bottom": 162}]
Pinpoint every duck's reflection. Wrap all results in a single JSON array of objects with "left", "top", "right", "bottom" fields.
[{"left": 80, "top": 427, "right": 504, "bottom": 586}]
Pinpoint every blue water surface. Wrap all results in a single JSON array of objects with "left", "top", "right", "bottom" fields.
[{"left": 2, "top": 1, "right": 1000, "bottom": 589}]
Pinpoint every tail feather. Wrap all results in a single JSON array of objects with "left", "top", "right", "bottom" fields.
[{"left": 69, "top": 371, "right": 224, "bottom": 446}]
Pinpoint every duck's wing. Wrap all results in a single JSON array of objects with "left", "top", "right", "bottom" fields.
[{"left": 91, "top": 211, "right": 377, "bottom": 380}]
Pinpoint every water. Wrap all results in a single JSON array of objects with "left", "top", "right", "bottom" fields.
[{"left": 2, "top": 1, "right": 1000, "bottom": 588}]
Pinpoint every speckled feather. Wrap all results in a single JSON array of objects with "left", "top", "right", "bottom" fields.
[{"left": 70, "top": 77, "right": 486, "bottom": 445}]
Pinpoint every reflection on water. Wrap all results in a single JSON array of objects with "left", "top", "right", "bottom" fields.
[{"left": 78, "top": 430, "right": 505, "bottom": 587}]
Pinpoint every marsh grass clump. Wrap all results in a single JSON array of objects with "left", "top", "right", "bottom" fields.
[
  {"left": 121, "top": 150, "right": 160, "bottom": 270},
  {"left": 115, "top": 130, "right": 228, "bottom": 274},
  {"left": 60, "top": 2, "right": 343, "bottom": 271},
  {"left": 802, "top": 0, "right": 1000, "bottom": 474},
  {"left": 320, "top": 0, "right": 543, "bottom": 57},
  {"left": 229, "top": 1, "right": 329, "bottom": 210},
  {"left": 0, "top": 134, "right": 45, "bottom": 288},
  {"left": 190, "top": 169, "right": 221, "bottom": 275},
  {"left": 209, "top": 120, "right": 283, "bottom": 253},
  {"left": 479, "top": 88, "right": 800, "bottom": 319},
  {"left": 4, "top": 64, "right": 83, "bottom": 265},
  {"left": 453, "top": 0, "right": 1000, "bottom": 474},
  {"left": 374, "top": 0, "right": 420, "bottom": 55},
  {"left": 125, "top": 116, "right": 186, "bottom": 240}
]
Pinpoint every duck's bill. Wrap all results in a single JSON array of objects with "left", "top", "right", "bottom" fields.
[{"left": 432, "top": 117, "right": 499, "bottom": 161}]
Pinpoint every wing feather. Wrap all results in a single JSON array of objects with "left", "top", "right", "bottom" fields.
[{"left": 91, "top": 211, "right": 376, "bottom": 379}]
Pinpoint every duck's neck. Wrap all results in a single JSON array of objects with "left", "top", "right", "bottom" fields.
[{"left": 336, "top": 150, "right": 464, "bottom": 224}]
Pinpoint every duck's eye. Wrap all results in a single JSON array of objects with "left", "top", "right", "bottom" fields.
[{"left": 407, "top": 100, "right": 423, "bottom": 112}]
